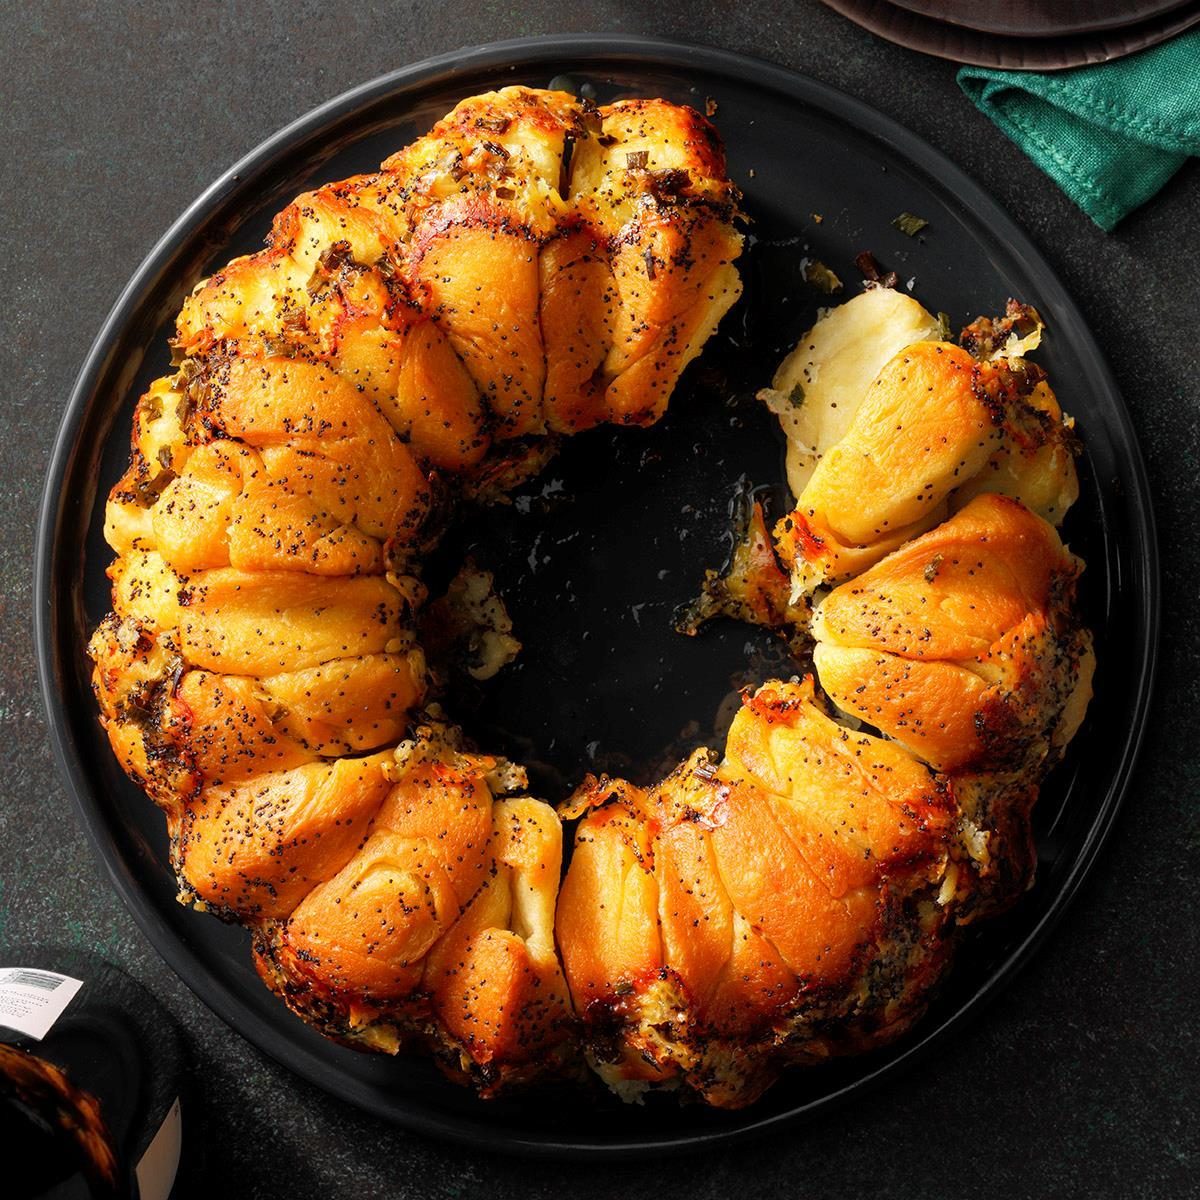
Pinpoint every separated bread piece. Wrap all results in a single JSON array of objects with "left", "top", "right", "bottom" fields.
[
  {"left": 252, "top": 731, "right": 574, "bottom": 1091},
  {"left": 812, "top": 493, "right": 1094, "bottom": 775},
  {"left": 763, "top": 293, "right": 1078, "bottom": 600},
  {"left": 556, "top": 678, "right": 954, "bottom": 1108}
]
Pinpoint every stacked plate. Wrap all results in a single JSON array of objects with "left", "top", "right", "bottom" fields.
[{"left": 823, "top": 0, "right": 1200, "bottom": 68}]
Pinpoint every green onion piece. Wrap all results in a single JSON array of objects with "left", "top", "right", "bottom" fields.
[
  {"left": 804, "top": 259, "right": 843, "bottom": 294},
  {"left": 893, "top": 212, "right": 929, "bottom": 237}
]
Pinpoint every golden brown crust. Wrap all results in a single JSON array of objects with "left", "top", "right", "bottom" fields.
[
  {"left": 178, "top": 753, "right": 394, "bottom": 920},
  {"left": 812, "top": 493, "right": 1091, "bottom": 774},
  {"left": 174, "top": 86, "right": 742, "bottom": 459},
  {"left": 252, "top": 756, "right": 575, "bottom": 1090},
  {"left": 555, "top": 475, "right": 1092, "bottom": 1107}
]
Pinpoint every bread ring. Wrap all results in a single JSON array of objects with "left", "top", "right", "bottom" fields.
[{"left": 89, "top": 89, "right": 1092, "bottom": 1108}]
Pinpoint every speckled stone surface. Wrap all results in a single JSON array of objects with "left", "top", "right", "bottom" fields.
[{"left": 3, "top": 3, "right": 1198, "bottom": 1197}]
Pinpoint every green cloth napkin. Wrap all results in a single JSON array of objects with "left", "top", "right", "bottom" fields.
[{"left": 957, "top": 32, "right": 1200, "bottom": 231}]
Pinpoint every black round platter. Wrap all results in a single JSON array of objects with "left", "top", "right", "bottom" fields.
[{"left": 35, "top": 35, "right": 1158, "bottom": 1157}]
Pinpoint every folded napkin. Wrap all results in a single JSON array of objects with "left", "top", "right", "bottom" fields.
[{"left": 958, "top": 32, "right": 1200, "bottom": 230}]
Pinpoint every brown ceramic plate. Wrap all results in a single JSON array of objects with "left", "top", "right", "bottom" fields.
[
  {"left": 889, "top": 0, "right": 1196, "bottom": 39},
  {"left": 823, "top": 0, "right": 1200, "bottom": 69}
]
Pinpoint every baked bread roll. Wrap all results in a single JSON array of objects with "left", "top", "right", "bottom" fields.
[
  {"left": 812, "top": 492, "right": 1094, "bottom": 775},
  {"left": 763, "top": 291, "right": 1078, "bottom": 600},
  {"left": 553, "top": 291, "right": 1094, "bottom": 1107},
  {"left": 250, "top": 728, "right": 572, "bottom": 1091},
  {"left": 760, "top": 287, "right": 944, "bottom": 497}
]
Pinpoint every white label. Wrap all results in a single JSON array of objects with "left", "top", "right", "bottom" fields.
[
  {"left": 136, "top": 1096, "right": 183, "bottom": 1200},
  {"left": 0, "top": 967, "right": 84, "bottom": 1040}
]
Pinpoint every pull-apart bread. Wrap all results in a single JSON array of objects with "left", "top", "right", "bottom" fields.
[
  {"left": 556, "top": 290, "right": 1092, "bottom": 1105},
  {"left": 89, "top": 88, "right": 1092, "bottom": 1108},
  {"left": 90, "top": 87, "right": 742, "bottom": 1093}
]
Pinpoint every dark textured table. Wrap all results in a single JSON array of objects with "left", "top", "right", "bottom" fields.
[{"left": 5, "top": 3, "right": 1197, "bottom": 1197}]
